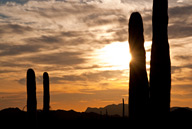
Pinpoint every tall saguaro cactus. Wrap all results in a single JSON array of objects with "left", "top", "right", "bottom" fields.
[
  {"left": 128, "top": 12, "right": 149, "bottom": 120},
  {"left": 26, "top": 68, "right": 37, "bottom": 127},
  {"left": 43, "top": 72, "right": 50, "bottom": 112},
  {"left": 150, "top": 0, "right": 171, "bottom": 117}
]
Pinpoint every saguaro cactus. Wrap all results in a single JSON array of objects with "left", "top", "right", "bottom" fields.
[
  {"left": 128, "top": 12, "right": 149, "bottom": 120},
  {"left": 122, "top": 98, "right": 125, "bottom": 118},
  {"left": 150, "top": 0, "right": 171, "bottom": 118},
  {"left": 26, "top": 68, "right": 37, "bottom": 127},
  {"left": 43, "top": 72, "right": 50, "bottom": 112}
]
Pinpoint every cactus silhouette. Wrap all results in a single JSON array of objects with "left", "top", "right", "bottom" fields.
[
  {"left": 43, "top": 72, "right": 50, "bottom": 112},
  {"left": 150, "top": 0, "right": 171, "bottom": 118},
  {"left": 122, "top": 98, "right": 125, "bottom": 118},
  {"left": 128, "top": 12, "right": 149, "bottom": 120},
  {"left": 26, "top": 68, "right": 37, "bottom": 127}
]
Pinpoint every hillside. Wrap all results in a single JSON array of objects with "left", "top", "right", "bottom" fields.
[{"left": 85, "top": 103, "right": 129, "bottom": 116}]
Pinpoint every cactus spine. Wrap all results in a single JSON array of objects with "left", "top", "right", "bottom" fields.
[
  {"left": 26, "top": 68, "right": 37, "bottom": 127},
  {"left": 43, "top": 72, "right": 50, "bottom": 112},
  {"left": 128, "top": 12, "right": 149, "bottom": 120},
  {"left": 150, "top": 0, "right": 171, "bottom": 118}
]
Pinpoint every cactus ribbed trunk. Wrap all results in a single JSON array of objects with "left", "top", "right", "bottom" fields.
[
  {"left": 26, "top": 68, "right": 37, "bottom": 128},
  {"left": 43, "top": 72, "right": 50, "bottom": 112},
  {"left": 150, "top": 0, "right": 171, "bottom": 118},
  {"left": 128, "top": 12, "right": 149, "bottom": 120}
]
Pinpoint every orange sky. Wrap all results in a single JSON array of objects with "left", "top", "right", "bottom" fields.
[{"left": 0, "top": 0, "right": 192, "bottom": 112}]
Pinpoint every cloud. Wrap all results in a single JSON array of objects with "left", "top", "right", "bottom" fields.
[
  {"left": 175, "top": 76, "right": 192, "bottom": 81},
  {"left": 169, "top": 24, "right": 192, "bottom": 39},
  {"left": 0, "top": 0, "right": 29, "bottom": 5},
  {"left": 18, "top": 75, "right": 42, "bottom": 85},
  {"left": 0, "top": 43, "right": 42, "bottom": 56},
  {"left": 169, "top": 5, "right": 192, "bottom": 17},
  {"left": 121, "top": 0, "right": 192, "bottom": 6},
  {"left": 0, "top": 69, "right": 16, "bottom": 74},
  {"left": 174, "top": 55, "right": 192, "bottom": 60},
  {"left": 0, "top": 1, "right": 191, "bottom": 71},
  {"left": 17, "top": 78, "right": 26, "bottom": 85},
  {"left": 171, "top": 64, "right": 192, "bottom": 74},
  {"left": 0, "top": 61, "right": 32, "bottom": 68},
  {"left": 74, "top": 65, "right": 101, "bottom": 70},
  {"left": 0, "top": 13, "right": 10, "bottom": 19},
  {"left": 140, "top": 4, "right": 192, "bottom": 40},
  {"left": 120, "top": 0, "right": 152, "bottom": 4},
  {"left": 172, "top": 64, "right": 192, "bottom": 82},
  {"left": 51, "top": 70, "right": 124, "bottom": 83},
  {"left": 168, "top": 5, "right": 192, "bottom": 39},
  {"left": 0, "top": 0, "right": 102, "bottom": 5},
  {"left": 99, "top": 82, "right": 109, "bottom": 86},
  {"left": 22, "top": 51, "right": 87, "bottom": 66},
  {"left": 17, "top": 70, "right": 124, "bottom": 85},
  {"left": 82, "top": 10, "right": 127, "bottom": 27},
  {"left": 0, "top": 24, "right": 33, "bottom": 36},
  {"left": 0, "top": 0, "right": 149, "bottom": 45},
  {"left": 111, "top": 28, "right": 128, "bottom": 42},
  {"left": 24, "top": 35, "right": 64, "bottom": 47},
  {"left": 172, "top": 84, "right": 192, "bottom": 97}
]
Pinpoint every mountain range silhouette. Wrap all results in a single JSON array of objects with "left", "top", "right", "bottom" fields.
[
  {"left": 85, "top": 103, "right": 129, "bottom": 117},
  {"left": 0, "top": 105, "right": 128, "bottom": 128},
  {"left": 1, "top": 104, "right": 192, "bottom": 128}
]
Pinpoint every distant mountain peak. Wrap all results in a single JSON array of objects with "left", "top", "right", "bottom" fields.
[{"left": 85, "top": 103, "right": 129, "bottom": 117}]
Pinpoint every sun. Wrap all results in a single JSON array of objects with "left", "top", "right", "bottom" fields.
[
  {"left": 94, "top": 41, "right": 152, "bottom": 70},
  {"left": 95, "top": 41, "right": 131, "bottom": 70}
]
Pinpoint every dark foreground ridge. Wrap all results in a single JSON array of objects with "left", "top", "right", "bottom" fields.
[
  {"left": 0, "top": 107, "right": 128, "bottom": 128},
  {"left": 1, "top": 106, "right": 192, "bottom": 128}
]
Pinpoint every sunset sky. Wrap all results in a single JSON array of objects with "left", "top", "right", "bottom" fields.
[{"left": 0, "top": 0, "right": 192, "bottom": 112}]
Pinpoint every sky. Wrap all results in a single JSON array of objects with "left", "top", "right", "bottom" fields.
[{"left": 0, "top": 0, "right": 192, "bottom": 112}]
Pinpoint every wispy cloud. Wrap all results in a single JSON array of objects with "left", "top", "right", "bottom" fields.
[{"left": 18, "top": 70, "right": 125, "bottom": 84}]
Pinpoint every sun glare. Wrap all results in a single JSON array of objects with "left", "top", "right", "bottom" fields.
[
  {"left": 95, "top": 41, "right": 152, "bottom": 70},
  {"left": 95, "top": 41, "right": 131, "bottom": 70}
]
